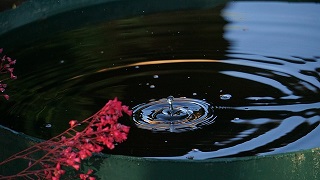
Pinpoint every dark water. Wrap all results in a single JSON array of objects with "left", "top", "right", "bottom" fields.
[{"left": 0, "top": 1, "right": 319, "bottom": 159}]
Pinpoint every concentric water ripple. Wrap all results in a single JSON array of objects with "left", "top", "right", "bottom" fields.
[
  {"left": 132, "top": 96, "right": 216, "bottom": 132},
  {"left": 0, "top": 1, "right": 319, "bottom": 159}
]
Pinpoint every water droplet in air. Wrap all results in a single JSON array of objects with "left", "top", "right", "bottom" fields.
[
  {"left": 45, "top": 124, "right": 52, "bottom": 128},
  {"left": 150, "top": 85, "right": 155, "bottom": 88},
  {"left": 153, "top": 75, "right": 159, "bottom": 78}
]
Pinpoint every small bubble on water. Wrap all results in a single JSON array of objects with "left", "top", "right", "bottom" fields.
[
  {"left": 100, "top": 51, "right": 104, "bottom": 54},
  {"left": 150, "top": 85, "right": 155, "bottom": 88},
  {"left": 146, "top": 83, "right": 150, "bottom": 86},
  {"left": 60, "top": 60, "right": 64, "bottom": 64},
  {"left": 45, "top": 124, "right": 52, "bottom": 128},
  {"left": 231, "top": 118, "right": 241, "bottom": 123},
  {"left": 135, "top": 66, "right": 140, "bottom": 69},
  {"left": 153, "top": 75, "right": 159, "bottom": 78},
  {"left": 192, "top": 93, "right": 197, "bottom": 96},
  {"left": 220, "top": 94, "right": 232, "bottom": 100}
]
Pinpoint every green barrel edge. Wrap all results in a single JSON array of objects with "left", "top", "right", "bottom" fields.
[
  {"left": 1, "top": 125, "right": 320, "bottom": 180},
  {"left": 1, "top": 0, "right": 320, "bottom": 179}
]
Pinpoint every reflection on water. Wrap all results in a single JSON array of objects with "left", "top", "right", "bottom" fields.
[{"left": 0, "top": 1, "right": 319, "bottom": 159}]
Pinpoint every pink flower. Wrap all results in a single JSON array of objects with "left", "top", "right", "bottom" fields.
[
  {"left": 53, "top": 163, "right": 65, "bottom": 179},
  {"left": 122, "top": 105, "right": 133, "bottom": 116},
  {"left": 0, "top": 48, "right": 17, "bottom": 101},
  {"left": 0, "top": 98, "right": 131, "bottom": 180},
  {"left": 80, "top": 169, "right": 95, "bottom": 180},
  {"left": 2, "top": 94, "right": 9, "bottom": 100},
  {"left": 69, "top": 120, "right": 78, "bottom": 127}
]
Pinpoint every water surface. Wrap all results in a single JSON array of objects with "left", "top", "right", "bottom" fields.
[{"left": 0, "top": 1, "right": 319, "bottom": 159}]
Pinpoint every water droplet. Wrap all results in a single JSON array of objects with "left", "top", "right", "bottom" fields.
[
  {"left": 45, "top": 124, "right": 52, "bottom": 128},
  {"left": 153, "top": 75, "right": 159, "bottom": 78},
  {"left": 192, "top": 93, "right": 197, "bottom": 96},
  {"left": 167, "top": 96, "right": 174, "bottom": 105},
  {"left": 220, "top": 94, "right": 232, "bottom": 100},
  {"left": 60, "top": 60, "right": 64, "bottom": 64},
  {"left": 100, "top": 51, "right": 104, "bottom": 54},
  {"left": 150, "top": 85, "right": 155, "bottom": 88},
  {"left": 231, "top": 118, "right": 242, "bottom": 123},
  {"left": 135, "top": 66, "right": 140, "bottom": 69}
]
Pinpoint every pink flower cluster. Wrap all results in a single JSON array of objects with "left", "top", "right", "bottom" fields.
[
  {"left": 0, "top": 98, "right": 132, "bottom": 180},
  {"left": 46, "top": 98, "right": 132, "bottom": 180},
  {"left": 0, "top": 48, "right": 17, "bottom": 100}
]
